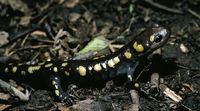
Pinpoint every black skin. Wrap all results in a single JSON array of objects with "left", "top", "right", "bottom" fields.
[
  {"left": 0, "top": 25, "right": 170, "bottom": 104},
  {"left": 49, "top": 25, "right": 170, "bottom": 104}
]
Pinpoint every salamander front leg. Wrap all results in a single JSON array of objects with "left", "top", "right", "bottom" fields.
[
  {"left": 50, "top": 75, "right": 77, "bottom": 105},
  {"left": 126, "top": 61, "right": 139, "bottom": 83},
  {"left": 116, "top": 61, "right": 139, "bottom": 83}
]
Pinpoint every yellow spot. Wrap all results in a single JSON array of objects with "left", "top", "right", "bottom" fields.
[
  {"left": 64, "top": 71, "right": 70, "bottom": 76},
  {"left": 134, "top": 83, "right": 140, "bottom": 88},
  {"left": 21, "top": 71, "right": 26, "bottom": 75},
  {"left": 136, "top": 44, "right": 144, "bottom": 52},
  {"left": 54, "top": 85, "right": 58, "bottom": 89},
  {"left": 5, "top": 67, "right": 8, "bottom": 73},
  {"left": 27, "top": 66, "right": 41, "bottom": 74},
  {"left": 55, "top": 90, "right": 60, "bottom": 96},
  {"left": 61, "top": 62, "right": 68, "bottom": 67},
  {"left": 53, "top": 67, "right": 58, "bottom": 72},
  {"left": 133, "top": 41, "right": 144, "bottom": 52},
  {"left": 133, "top": 42, "right": 138, "bottom": 49},
  {"left": 44, "top": 63, "right": 53, "bottom": 68},
  {"left": 77, "top": 66, "right": 86, "bottom": 76},
  {"left": 52, "top": 81, "right": 56, "bottom": 85},
  {"left": 28, "top": 66, "right": 33, "bottom": 74},
  {"left": 94, "top": 64, "right": 102, "bottom": 72},
  {"left": 150, "top": 35, "right": 155, "bottom": 42},
  {"left": 113, "top": 57, "right": 120, "bottom": 64},
  {"left": 108, "top": 59, "right": 115, "bottom": 68},
  {"left": 12, "top": 66, "right": 17, "bottom": 73},
  {"left": 124, "top": 51, "right": 132, "bottom": 59}
]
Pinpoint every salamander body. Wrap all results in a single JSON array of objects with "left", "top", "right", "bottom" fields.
[{"left": 0, "top": 25, "right": 170, "bottom": 103}]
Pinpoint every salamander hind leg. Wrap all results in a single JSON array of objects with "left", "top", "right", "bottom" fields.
[{"left": 50, "top": 75, "right": 79, "bottom": 105}]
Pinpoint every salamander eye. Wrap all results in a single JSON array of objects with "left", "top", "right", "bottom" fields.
[{"left": 154, "top": 34, "right": 163, "bottom": 43}]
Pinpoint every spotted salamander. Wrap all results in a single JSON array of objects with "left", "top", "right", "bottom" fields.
[{"left": 0, "top": 25, "right": 170, "bottom": 104}]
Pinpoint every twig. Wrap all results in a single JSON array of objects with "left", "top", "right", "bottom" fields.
[
  {"left": 108, "top": 44, "right": 116, "bottom": 53},
  {"left": 0, "top": 26, "right": 39, "bottom": 48},
  {"left": 0, "top": 79, "right": 30, "bottom": 101},
  {"left": 176, "top": 64, "right": 200, "bottom": 71},
  {"left": 143, "top": 0, "right": 183, "bottom": 14},
  {"left": 129, "top": 90, "right": 139, "bottom": 111},
  {"left": 187, "top": 8, "right": 200, "bottom": 20},
  {"left": 8, "top": 45, "right": 50, "bottom": 56},
  {"left": 159, "top": 84, "right": 182, "bottom": 103}
]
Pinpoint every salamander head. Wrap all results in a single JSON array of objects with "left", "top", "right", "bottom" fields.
[{"left": 132, "top": 25, "right": 170, "bottom": 54}]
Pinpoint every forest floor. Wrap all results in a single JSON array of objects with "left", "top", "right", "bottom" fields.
[{"left": 0, "top": 0, "right": 200, "bottom": 110}]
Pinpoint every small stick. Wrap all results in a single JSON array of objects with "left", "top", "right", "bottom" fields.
[
  {"left": 0, "top": 79, "right": 30, "bottom": 101},
  {"left": 143, "top": 0, "right": 183, "bottom": 14},
  {"left": 159, "top": 84, "right": 182, "bottom": 103},
  {"left": 187, "top": 8, "right": 200, "bottom": 20},
  {"left": 129, "top": 90, "right": 139, "bottom": 111}
]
